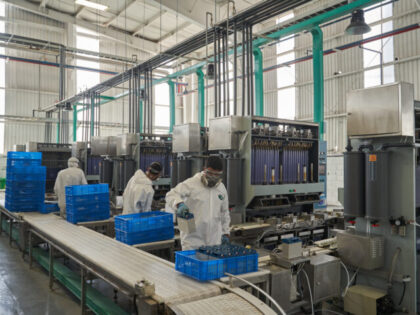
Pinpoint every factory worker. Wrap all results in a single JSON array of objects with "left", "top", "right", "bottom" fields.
[
  {"left": 54, "top": 157, "right": 87, "bottom": 218},
  {"left": 166, "top": 156, "right": 230, "bottom": 250},
  {"left": 122, "top": 162, "right": 162, "bottom": 214}
]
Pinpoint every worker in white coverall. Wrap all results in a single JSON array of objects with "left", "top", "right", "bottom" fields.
[
  {"left": 166, "top": 156, "right": 230, "bottom": 250},
  {"left": 54, "top": 157, "right": 87, "bottom": 218},
  {"left": 122, "top": 162, "right": 162, "bottom": 214}
]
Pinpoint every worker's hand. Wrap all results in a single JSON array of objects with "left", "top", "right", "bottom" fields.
[
  {"left": 221, "top": 234, "right": 230, "bottom": 245},
  {"left": 176, "top": 203, "right": 190, "bottom": 218}
]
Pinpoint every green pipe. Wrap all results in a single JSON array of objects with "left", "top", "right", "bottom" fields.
[
  {"left": 253, "top": 48, "right": 264, "bottom": 117},
  {"left": 70, "top": 0, "right": 380, "bottom": 123},
  {"left": 196, "top": 68, "right": 205, "bottom": 126},
  {"left": 311, "top": 26, "right": 324, "bottom": 139},
  {"left": 73, "top": 105, "right": 77, "bottom": 142},
  {"left": 168, "top": 81, "right": 175, "bottom": 133},
  {"left": 139, "top": 99, "right": 143, "bottom": 133}
]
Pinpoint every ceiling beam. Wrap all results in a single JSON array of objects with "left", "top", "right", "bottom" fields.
[
  {"left": 74, "top": 6, "right": 85, "bottom": 18},
  {"left": 145, "top": 0, "right": 212, "bottom": 28},
  {"left": 4, "top": 0, "right": 161, "bottom": 54},
  {"left": 132, "top": 11, "right": 163, "bottom": 37},
  {"left": 159, "top": 22, "right": 190, "bottom": 42},
  {"left": 103, "top": 0, "right": 137, "bottom": 27},
  {"left": 39, "top": 0, "right": 49, "bottom": 8}
]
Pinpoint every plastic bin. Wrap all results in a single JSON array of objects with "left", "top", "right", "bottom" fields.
[
  {"left": 65, "top": 184, "right": 108, "bottom": 196},
  {"left": 6, "top": 166, "right": 46, "bottom": 181},
  {"left": 65, "top": 193, "right": 109, "bottom": 206},
  {"left": 0, "top": 178, "right": 5, "bottom": 189},
  {"left": 114, "top": 211, "right": 173, "bottom": 233},
  {"left": 115, "top": 228, "right": 174, "bottom": 245},
  {"left": 66, "top": 209, "right": 110, "bottom": 224},
  {"left": 175, "top": 250, "right": 225, "bottom": 281},
  {"left": 41, "top": 202, "right": 59, "bottom": 214},
  {"left": 66, "top": 201, "right": 109, "bottom": 213},
  {"left": 7, "top": 151, "right": 42, "bottom": 160}
]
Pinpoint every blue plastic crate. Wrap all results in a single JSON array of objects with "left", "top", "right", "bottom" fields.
[
  {"left": 65, "top": 193, "right": 109, "bottom": 206},
  {"left": 7, "top": 159, "right": 42, "bottom": 167},
  {"left": 175, "top": 250, "right": 225, "bottom": 281},
  {"left": 7, "top": 151, "right": 42, "bottom": 160},
  {"left": 114, "top": 211, "right": 173, "bottom": 233},
  {"left": 223, "top": 253, "right": 258, "bottom": 275},
  {"left": 6, "top": 186, "right": 45, "bottom": 195},
  {"left": 66, "top": 201, "right": 110, "bottom": 214},
  {"left": 41, "top": 202, "right": 59, "bottom": 214},
  {"left": 6, "top": 180, "right": 46, "bottom": 189},
  {"left": 6, "top": 166, "right": 46, "bottom": 181},
  {"left": 65, "top": 184, "right": 109, "bottom": 196},
  {"left": 115, "top": 227, "right": 174, "bottom": 245},
  {"left": 66, "top": 209, "right": 110, "bottom": 224},
  {"left": 5, "top": 200, "right": 44, "bottom": 212}
]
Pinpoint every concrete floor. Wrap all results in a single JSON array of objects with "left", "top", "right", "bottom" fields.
[{"left": 0, "top": 235, "right": 80, "bottom": 315}]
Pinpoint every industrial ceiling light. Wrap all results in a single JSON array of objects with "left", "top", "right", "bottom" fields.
[
  {"left": 75, "top": 0, "right": 108, "bottom": 11},
  {"left": 345, "top": 9, "right": 371, "bottom": 35}
]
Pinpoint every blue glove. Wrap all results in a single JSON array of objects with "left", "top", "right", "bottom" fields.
[
  {"left": 177, "top": 203, "right": 189, "bottom": 218},
  {"left": 221, "top": 234, "right": 230, "bottom": 245}
]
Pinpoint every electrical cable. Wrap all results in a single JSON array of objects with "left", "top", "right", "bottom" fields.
[
  {"left": 301, "top": 269, "right": 314, "bottom": 315},
  {"left": 225, "top": 272, "right": 287, "bottom": 315},
  {"left": 388, "top": 247, "right": 401, "bottom": 291},
  {"left": 340, "top": 261, "right": 350, "bottom": 297},
  {"left": 398, "top": 282, "right": 406, "bottom": 306}
]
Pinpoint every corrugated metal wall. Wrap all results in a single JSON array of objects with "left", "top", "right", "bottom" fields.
[{"left": 4, "top": 6, "right": 64, "bottom": 150}]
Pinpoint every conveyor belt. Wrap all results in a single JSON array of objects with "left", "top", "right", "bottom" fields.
[
  {"left": 171, "top": 293, "right": 267, "bottom": 315},
  {"left": 21, "top": 213, "right": 221, "bottom": 305}
]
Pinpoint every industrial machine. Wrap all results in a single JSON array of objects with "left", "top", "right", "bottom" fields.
[
  {"left": 26, "top": 142, "right": 72, "bottom": 193},
  {"left": 91, "top": 133, "right": 172, "bottom": 202},
  {"left": 206, "top": 116, "right": 330, "bottom": 247},
  {"left": 72, "top": 141, "right": 102, "bottom": 182},
  {"left": 339, "top": 82, "right": 419, "bottom": 313},
  {"left": 171, "top": 123, "right": 208, "bottom": 186}
]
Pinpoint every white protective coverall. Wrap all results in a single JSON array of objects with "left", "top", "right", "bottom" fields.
[
  {"left": 165, "top": 172, "right": 230, "bottom": 250},
  {"left": 122, "top": 169, "right": 154, "bottom": 214},
  {"left": 54, "top": 158, "right": 87, "bottom": 217}
]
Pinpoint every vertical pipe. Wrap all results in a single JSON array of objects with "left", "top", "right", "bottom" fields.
[
  {"left": 168, "top": 80, "right": 175, "bottom": 133},
  {"left": 241, "top": 24, "right": 245, "bottom": 116},
  {"left": 311, "top": 26, "right": 324, "bottom": 139},
  {"left": 217, "top": 31, "right": 222, "bottom": 117},
  {"left": 196, "top": 68, "right": 205, "bottom": 127},
  {"left": 245, "top": 25, "right": 251, "bottom": 116},
  {"left": 56, "top": 110, "right": 60, "bottom": 144},
  {"left": 73, "top": 105, "right": 77, "bottom": 142},
  {"left": 90, "top": 94, "right": 95, "bottom": 138},
  {"left": 253, "top": 47, "right": 264, "bottom": 117},
  {"left": 225, "top": 32, "right": 230, "bottom": 116},
  {"left": 222, "top": 31, "right": 227, "bottom": 116},
  {"left": 249, "top": 25, "right": 254, "bottom": 116},
  {"left": 213, "top": 28, "right": 218, "bottom": 118},
  {"left": 233, "top": 21, "right": 237, "bottom": 115}
]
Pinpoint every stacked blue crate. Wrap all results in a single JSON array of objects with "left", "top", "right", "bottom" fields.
[
  {"left": 114, "top": 211, "right": 174, "bottom": 245},
  {"left": 65, "top": 184, "right": 110, "bottom": 223},
  {"left": 5, "top": 152, "right": 46, "bottom": 212}
]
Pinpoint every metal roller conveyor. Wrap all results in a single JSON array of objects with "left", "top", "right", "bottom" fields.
[{"left": 22, "top": 213, "right": 221, "bottom": 305}]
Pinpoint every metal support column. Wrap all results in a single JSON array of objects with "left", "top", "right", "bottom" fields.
[
  {"left": 253, "top": 47, "right": 264, "bottom": 117},
  {"left": 81, "top": 268, "right": 87, "bottom": 314},
  {"left": 196, "top": 68, "right": 205, "bottom": 127},
  {"left": 49, "top": 245, "right": 54, "bottom": 290},
  {"left": 168, "top": 80, "right": 175, "bottom": 133},
  {"left": 311, "top": 26, "right": 324, "bottom": 139},
  {"left": 28, "top": 230, "right": 33, "bottom": 268}
]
